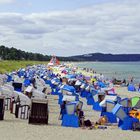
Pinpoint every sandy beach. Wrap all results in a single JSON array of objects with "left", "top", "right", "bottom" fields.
[{"left": 0, "top": 86, "right": 140, "bottom": 140}]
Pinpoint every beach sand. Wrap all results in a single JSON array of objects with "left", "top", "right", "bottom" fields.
[{"left": 0, "top": 87, "right": 140, "bottom": 140}]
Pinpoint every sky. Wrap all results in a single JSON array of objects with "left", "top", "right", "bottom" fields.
[{"left": 0, "top": 0, "right": 140, "bottom": 56}]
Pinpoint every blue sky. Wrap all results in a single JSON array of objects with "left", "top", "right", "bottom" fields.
[
  {"left": 0, "top": 0, "right": 112, "bottom": 13},
  {"left": 0, "top": 0, "right": 140, "bottom": 56}
]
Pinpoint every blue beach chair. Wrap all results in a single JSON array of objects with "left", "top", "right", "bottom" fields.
[
  {"left": 62, "top": 102, "right": 79, "bottom": 128},
  {"left": 112, "top": 104, "right": 139, "bottom": 130}
]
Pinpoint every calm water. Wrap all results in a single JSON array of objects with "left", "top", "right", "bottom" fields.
[{"left": 75, "top": 62, "right": 140, "bottom": 83}]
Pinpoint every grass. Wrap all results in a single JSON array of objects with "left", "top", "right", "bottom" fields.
[{"left": 0, "top": 60, "right": 48, "bottom": 73}]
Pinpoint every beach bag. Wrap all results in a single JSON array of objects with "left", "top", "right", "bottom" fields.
[
  {"left": 84, "top": 120, "right": 92, "bottom": 127},
  {"left": 133, "top": 122, "right": 140, "bottom": 131}
]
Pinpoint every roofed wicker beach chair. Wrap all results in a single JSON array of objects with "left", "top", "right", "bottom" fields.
[
  {"left": 28, "top": 98, "right": 49, "bottom": 124},
  {"left": 62, "top": 102, "right": 79, "bottom": 128},
  {"left": 112, "top": 103, "right": 139, "bottom": 130},
  {"left": 0, "top": 96, "right": 5, "bottom": 120}
]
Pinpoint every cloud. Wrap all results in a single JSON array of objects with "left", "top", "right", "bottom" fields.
[
  {"left": 0, "top": 0, "right": 15, "bottom": 4},
  {"left": 0, "top": 0, "right": 140, "bottom": 56}
]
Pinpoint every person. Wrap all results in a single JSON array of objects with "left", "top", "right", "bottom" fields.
[
  {"left": 30, "top": 77, "right": 36, "bottom": 88},
  {"left": 130, "top": 77, "right": 134, "bottom": 84},
  {"left": 96, "top": 115, "right": 108, "bottom": 125},
  {"left": 76, "top": 108, "right": 85, "bottom": 127},
  {"left": 59, "top": 101, "right": 66, "bottom": 120},
  {"left": 138, "top": 83, "right": 140, "bottom": 92},
  {"left": 122, "top": 79, "right": 126, "bottom": 84},
  {"left": 76, "top": 108, "right": 93, "bottom": 129}
]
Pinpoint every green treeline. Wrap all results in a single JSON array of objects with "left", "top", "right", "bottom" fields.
[{"left": 0, "top": 45, "right": 51, "bottom": 61}]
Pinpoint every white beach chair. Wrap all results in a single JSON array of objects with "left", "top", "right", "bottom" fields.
[{"left": 18, "top": 105, "right": 30, "bottom": 119}]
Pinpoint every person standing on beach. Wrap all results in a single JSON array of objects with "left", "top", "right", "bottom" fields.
[{"left": 59, "top": 101, "right": 66, "bottom": 120}]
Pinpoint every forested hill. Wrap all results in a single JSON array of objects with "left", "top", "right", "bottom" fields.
[
  {"left": 68, "top": 53, "right": 140, "bottom": 61},
  {"left": 0, "top": 45, "right": 51, "bottom": 61},
  {"left": 0, "top": 45, "right": 140, "bottom": 61}
]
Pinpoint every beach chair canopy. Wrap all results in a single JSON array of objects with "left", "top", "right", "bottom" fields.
[
  {"left": 75, "top": 80, "right": 82, "bottom": 86},
  {"left": 128, "top": 84, "right": 136, "bottom": 92},
  {"left": 51, "top": 78, "right": 60, "bottom": 85},
  {"left": 14, "top": 91, "right": 31, "bottom": 105},
  {"left": 24, "top": 78, "right": 31, "bottom": 87},
  {"left": 76, "top": 74, "right": 84, "bottom": 80},
  {"left": 100, "top": 95, "right": 117, "bottom": 107},
  {"left": 61, "top": 85, "right": 76, "bottom": 94},
  {"left": 3, "top": 84, "right": 14, "bottom": 92},
  {"left": 98, "top": 81, "right": 106, "bottom": 88},
  {"left": 85, "top": 85, "right": 90, "bottom": 91},
  {"left": 66, "top": 74, "right": 76, "bottom": 79},
  {"left": 32, "top": 89, "right": 46, "bottom": 99},
  {"left": 90, "top": 88, "right": 98, "bottom": 95},
  {"left": 25, "top": 86, "right": 34, "bottom": 93},
  {"left": 84, "top": 76, "right": 91, "bottom": 81},
  {"left": 0, "top": 87, "right": 13, "bottom": 97},
  {"left": 80, "top": 83, "right": 87, "bottom": 89},
  {"left": 131, "top": 97, "right": 140, "bottom": 109},
  {"left": 119, "top": 98, "right": 129, "bottom": 108},
  {"left": 62, "top": 95, "right": 76, "bottom": 102},
  {"left": 112, "top": 103, "right": 128, "bottom": 121}
]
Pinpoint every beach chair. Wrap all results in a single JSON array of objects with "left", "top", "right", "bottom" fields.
[
  {"left": 10, "top": 97, "right": 16, "bottom": 114},
  {"left": 119, "top": 98, "right": 132, "bottom": 114},
  {"left": 29, "top": 98, "right": 48, "bottom": 124},
  {"left": 128, "top": 84, "right": 136, "bottom": 92},
  {"left": 24, "top": 78, "right": 31, "bottom": 87},
  {"left": 58, "top": 91, "right": 63, "bottom": 105},
  {"left": 112, "top": 104, "right": 139, "bottom": 130},
  {"left": 92, "top": 93, "right": 104, "bottom": 111},
  {"left": 86, "top": 92, "right": 94, "bottom": 105},
  {"left": 62, "top": 95, "right": 76, "bottom": 102},
  {"left": 80, "top": 84, "right": 88, "bottom": 98},
  {"left": 5, "top": 97, "right": 11, "bottom": 110},
  {"left": 12, "top": 82, "right": 23, "bottom": 92},
  {"left": 18, "top": 105, "right": 30, "bottom": 119},
  {"left": 101, "top": 100, "right": 117, "bottom": 123},
  {"left": 62, "top": 102, "right": 79, "bottom": 128},
  {"left": 32, "top": 89, "right": 46, "bottom": 99},
  {"left": 0, "top": 96, "right": 4, "bottom": 120},
  {"left": 99, "top": 95, "right": 117, "bottom": 107},
  {"left": 119, "top": 98, "right": 129, "bottom": 107},
  {"left": 0, "top": 87, "right": 12, "bottom": 110}
]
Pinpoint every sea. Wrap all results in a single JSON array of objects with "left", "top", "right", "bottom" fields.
[{"left": 75, "top": 62, "right": 140, "bottom": 83}]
